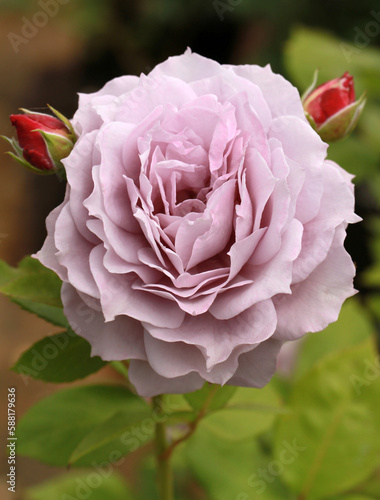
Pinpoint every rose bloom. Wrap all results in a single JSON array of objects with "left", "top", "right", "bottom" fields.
[{"left": 36, "top": 50, "right": 360, "bottom": 396}]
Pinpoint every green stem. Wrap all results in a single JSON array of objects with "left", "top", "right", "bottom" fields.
[
  {"left": 110, "top": 360, "right": 130, "bottom": 379},
  {"left": 161, "top": 383, "right": 220, "bottom": 461},
  {"left": 110, "top": 361, "right": 137, "bottom": 393},
  {"left": 153, "top": 395, "right": 173, "bottom": 500}
]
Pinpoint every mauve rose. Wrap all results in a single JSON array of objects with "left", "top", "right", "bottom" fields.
[{"left": 35, "top": 50, "right": 360, "bottom": 396}]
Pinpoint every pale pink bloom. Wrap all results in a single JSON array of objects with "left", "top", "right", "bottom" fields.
[{"left": 36, "top": 50, "right": 360, "bottom": 396}]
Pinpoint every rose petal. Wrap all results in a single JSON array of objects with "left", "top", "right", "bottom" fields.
[
  {"left": 273, "top": 224, "right": 357, "bottom": 340},
  {"left": 128, "top": 359, "right": 204, "bottom": 397},
  {"left": 89, "top": 245, "right": 186, "bottom": 327},
  {"left": 228, "top": 64, "right": 306, "bottom": 120},
  {"left": 149, "top": 48, "right": 222, "bottom": 83},
  {"left": 269, "top": 116, "right": 326, "bottom": 224},
  {"left": 64, "top": 130, "right": 101, "bottom": 243},
  {"left": 227, "top": 338, "right": 283, "bottom": 387},
  {"left": 34, "top": 198, "right": 69, "bottom": 282},
  {"left": 61, "top": 283, "right": 146, "bottom": 361},
  {"left": 145, "top": 298, "right": 276, "bottom": 368},
  {"left": 210, "top": 219, "right": 303, "bottom": 319},
  {"left": 55, "top": 203, "right": 100, "bottom": 298}
]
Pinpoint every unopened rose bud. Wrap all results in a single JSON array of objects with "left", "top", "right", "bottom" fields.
[
  {"left": 302, "top": 72, "right": 366, "bottom": 142},
  {"left": 2, "top": 106, "right": 76, "bottom": 175}
]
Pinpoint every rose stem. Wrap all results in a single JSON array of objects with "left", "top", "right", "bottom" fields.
[{"left": 153, "top": 395, "right": 174, "bottom": 500}]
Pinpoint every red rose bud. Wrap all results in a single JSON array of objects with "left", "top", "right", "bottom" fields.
[
  {"left": 3, "top": 106, "right": 76, "bottom": 175},
  {"left": 302, "top": 72, "right": 366, "bottom": 142}
]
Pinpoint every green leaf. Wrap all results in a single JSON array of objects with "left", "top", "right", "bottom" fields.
[
  {"left": 0, "top": 259, "right": 18, "bottom": 286},
  {"left": 199, "top": 384, "right": 283, "bottom": 441},
  {"left": 275, "top": 340, "right": 380, "bottom": 499},
  {"left": 184, "top": 383, "right": 236, "bottom": 412},
  {"left": 326, "top": 135, "right": 380, "bottom": 182},
  {"left": 17, "top": 385, "right": 150, "bottom": 466},
  {"left": 284, "top": 27, "right": 380, "bottom": 97},
  {"left": 12, "top": 331, "right": 107, "bottom": 383},
  {"left": 186, "top": 427, "right": 292, "bottom": 500},
  {"left": 11, "top": 298, "right": 68, "bottom": 327},
  {"left": 0, "top": 257, "right": 62, "bottom": 307},
  {"left": 358, "top": 104, "right": 380, "bottom": 155},
  {"left": 294, "top": 298, "right": 373, "bottom": 379},
  {"left": 24, "top": 471, "right": 134, "bottom": 500},
  {"left": 69, "top": 407, "right": 154, "bottom": 466}
]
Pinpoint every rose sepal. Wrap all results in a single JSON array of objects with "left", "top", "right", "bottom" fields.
[
  {"left": 47, "top": 105, "right": 77, "bottom": 140},
  {"left": 1, "top": 134, "right": 53, "bottom": 175},
  {"left": 37, "top": 129, "right": 74, "bottom": 171},
  {"left": 301, "top": 69, "right": 319, "bottom": 103},
  {"left": 304, "top": 111, "right": 317, "bottom": 131},
  {"left": 316, "top": 91, "right": 366, "bottom": 142}
]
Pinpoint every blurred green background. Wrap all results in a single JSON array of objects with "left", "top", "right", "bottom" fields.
[{"left": 1, "top": 1, "right": 380, "bottom": 499}]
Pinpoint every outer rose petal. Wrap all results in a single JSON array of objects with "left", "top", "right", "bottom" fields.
[
  {"left": 149, "top": 48, "right": 222, "bottom": 83},
  {"left": 227, "top": 338, "right": 283, "bottom": 387},
  {"left": 273, "top": 225, "right": 357, "bottom": 340},
  {"left": 72, "top": 75, "right": 139, "bottom": 135},
  {"left": 55, "top": 203, "right": 100, "bottom": 298},
  {"left": 63, "top": 130, "right": 100, "bottom": 243},
  {"left": 34, "top": 198, "right": 68, "bottom": 282},
  {"left": 143, "top": 299, "right": 277, "bottom": 369},
  {"left": 227, "top": 64, "right": 306, "bottom": 120},
  {"left": 128, "top": 360, "right": 204, "bottom": 397},
  {"left": 61, "top": 283, "right": 146, "bottom": 361}
]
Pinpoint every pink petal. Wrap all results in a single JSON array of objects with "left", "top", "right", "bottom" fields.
[
  {"left": 227, "top": 338, "right": 283, "bottom": 387},
  {"left": 210, "top": 219, "right": 303, "bottom": 319},
  {"left": 269, "top": 116, "right": 326, "bottom": 224},
  {"left": 128, "top": 359, "right": 204, "bottom": 397},
  {"left": 55, "top": 203, "right": 100, "bottom": 298},
  {"left": 64, "top": 130, "right": 101, "bottom": 243},
  {"left": 149, "top": 49, "right": 222, "bottom": 83},
  {"left": 144, "top": 299, "right": 277, "bottom": 369},
  {"left": 34, "top": 198, "right": 69, "bottom": 282},
  {"left": 73, "top": 75, "right": 139, "bottom": 135},
  {"left": 116, "top": 75, "right": 197, "bottom": 124},
  {"left": 89, "top": 245, "right": 185, "bottom": 327},
  {"left": 61, "top": 283, "right": 146, "bottom": 361},
  {"left": 228, "top": 64, "right": 306, "bottom": 120},
  {"left": 273, "top": 224, "right": 357, "bottom": 340},
  {"left": 96, "top": 122, "right": 141, "bottom": 232}
]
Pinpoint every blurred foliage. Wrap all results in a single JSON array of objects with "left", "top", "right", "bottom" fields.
[{"left": 24, "top": 471, "right": 134, "bottom": 500}]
